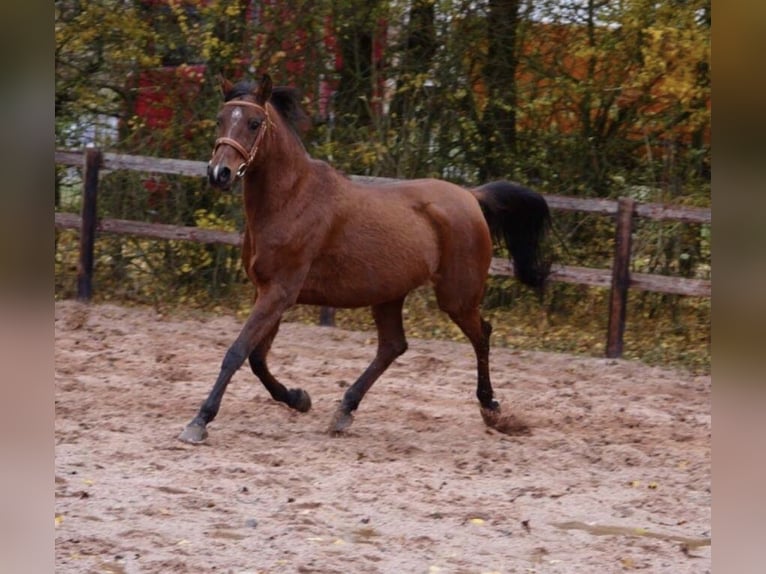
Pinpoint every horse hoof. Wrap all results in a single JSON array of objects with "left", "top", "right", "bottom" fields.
[
  {"left": 480, "top": 403, "right": 502, "bottom": 426},
  {"left": 480, "top": 405, "right": 531, "bottom": 435},
  {"left": 288, "top": 388, "right": 312, "bottom": 413},
  {"left": 482, "top": 399, "right": 500, "bottom": 411},
  {"left": 328, "top": 407, "right": 354, "bottom": 435},
  {"left": 178, "top": 422, "right": 208, "bottom": 444}
]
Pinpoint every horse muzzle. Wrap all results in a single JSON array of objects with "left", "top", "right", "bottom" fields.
[{"left": 207, "top": 162, "right": 235, "bottom": 190}]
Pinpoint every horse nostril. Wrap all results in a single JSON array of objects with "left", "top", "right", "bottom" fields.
[
  {"left": 218, "top": 167, "right": 231, "bottom": 186},
  {"left": 208, "top": 164, "right": 231, "bottom": 188}
]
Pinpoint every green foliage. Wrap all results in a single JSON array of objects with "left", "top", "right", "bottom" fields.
[
  {"left": 278, "top": 282, "right": 710, "bottom": 374},
  {"left": 54, "top": 0, "right": 710, "bottom": 371}
]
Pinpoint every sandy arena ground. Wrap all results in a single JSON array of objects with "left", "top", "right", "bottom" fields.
[{"left": 55, "top": 300, "right": 710, "bottom": 573}]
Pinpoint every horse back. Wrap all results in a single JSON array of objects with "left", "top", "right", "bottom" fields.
[{"left": 296, "top": 177, "right": 491, "bottom": 308}]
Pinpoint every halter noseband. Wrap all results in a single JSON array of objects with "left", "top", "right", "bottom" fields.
[{"left": 212, "top": 101, "right": 272, "bottom": 178}]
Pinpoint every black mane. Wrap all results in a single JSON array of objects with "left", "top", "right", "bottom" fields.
[{"left": 224, "top": 80, "right": 310, "bottom": 136}]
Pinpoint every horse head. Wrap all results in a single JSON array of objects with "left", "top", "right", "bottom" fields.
[{"left": 207, "top": 74, "right": 273, "bottom": 190}]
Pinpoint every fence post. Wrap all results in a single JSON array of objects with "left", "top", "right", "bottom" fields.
[
  {"left": 319, "top": 306, "right": 336, "bottom": 327},
  {"left": 76, "top": 148, "right": 102, "bottom": 301},
  {"left": 606, "top": 197, "right": 635, "bottom": 358}
]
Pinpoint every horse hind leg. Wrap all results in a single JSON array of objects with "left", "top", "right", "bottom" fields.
[
  {"left": 442, "top": 302, "right": 532, "bottom": 435},
  {"left": 248, "top": 321, "right": 311, "bottom": 412},
  {"left": 329, "top": 298, "right": 408, "bottom": 434},
  {"left": 442, "top": 305, "right": 497, "bottom": 411}
]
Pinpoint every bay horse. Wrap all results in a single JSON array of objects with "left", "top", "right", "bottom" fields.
[{"left": 178, "top": 74, "right": 551, "bottom": 444}]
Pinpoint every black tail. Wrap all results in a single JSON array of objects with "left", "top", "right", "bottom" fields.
[{"left": 472, "top": 180, "right": 552, "bottom": 293}]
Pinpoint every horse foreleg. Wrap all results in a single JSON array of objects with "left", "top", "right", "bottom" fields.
[
  {"left": 178, "top": 284, "right": 296, "bottom": 444},
  {"left": 248, "top": 321, "right": 311, "bottom": 412},
  {"left": 329, "top": 299, "right": 407, "bottom": 434}
]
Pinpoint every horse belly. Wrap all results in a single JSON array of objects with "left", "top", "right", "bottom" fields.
[{"left": 297, "top": 220, "right": 439, "bottom": 308}]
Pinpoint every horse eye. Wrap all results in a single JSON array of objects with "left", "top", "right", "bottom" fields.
[
  {"left": 215, "top": 116, "right": 222, "bottom": 128},
  {"left": 249, "top": 118, "right": 262, "bottom": 130}
]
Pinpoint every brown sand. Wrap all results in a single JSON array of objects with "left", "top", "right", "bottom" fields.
[{"left": 55, "top": 301, "right": 710, "bottom": 573}]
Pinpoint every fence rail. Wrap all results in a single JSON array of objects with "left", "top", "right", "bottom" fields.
[{"left": 55, "top": 148, "right": 711, "bottom": 358}]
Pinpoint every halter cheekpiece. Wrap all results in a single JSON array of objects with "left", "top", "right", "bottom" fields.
[{"left": 212, "top": 100, "right": 272, "bottom": 178}]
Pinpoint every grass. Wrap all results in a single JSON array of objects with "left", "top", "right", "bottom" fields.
[{"left": 55, "top": 230, "right": 710, "bottom": 374}]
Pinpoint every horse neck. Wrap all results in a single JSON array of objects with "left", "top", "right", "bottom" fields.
[{"left": 241, "top": 109, "right": 314, "bottom": 217}]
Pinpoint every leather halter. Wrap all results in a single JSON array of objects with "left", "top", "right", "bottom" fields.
[{"left": 212, "top": 101, "right": 272, "bottom": 178}]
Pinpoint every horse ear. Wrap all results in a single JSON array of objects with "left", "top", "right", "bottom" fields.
[
  {"left": 254, "top": 74, "right": 273, "bottom": 103},
  {"left": 218, "top": 75, "right": 234, "bottom": 98}
]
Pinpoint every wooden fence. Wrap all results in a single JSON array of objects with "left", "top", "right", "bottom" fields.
[{"left": 55, "top": 148, "right": 711, "bottom": 358}]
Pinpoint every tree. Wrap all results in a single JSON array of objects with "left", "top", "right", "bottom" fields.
[
  {"left": 55, "top": 0, "right": 710, "bottom": 294},
  {"left": 332, "top": 0, "right": 386, "bottom": 127},
  {"left": 55, "top": 0, "right": 160, "bottom": 147},
  {"left": 387, "top": 0, "right": 438, "bottom": 177},
  {"left": 512, "top": 0, "right": 710, "bottom": 196},
  {"left": 479, "top": 0, "right": 522, "bottom": 180}
]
